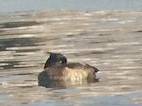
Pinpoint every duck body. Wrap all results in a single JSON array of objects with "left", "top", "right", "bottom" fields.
[{"left": 38, "top": 52, "right": 99, "bottom": 87}]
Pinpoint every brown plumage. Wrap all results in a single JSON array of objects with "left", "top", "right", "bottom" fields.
[{"left": 38, "top": 52, "right": 99, "bottom": 88}]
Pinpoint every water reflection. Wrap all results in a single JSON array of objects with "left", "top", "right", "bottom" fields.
[
  {"left": 0, "top": 10, "right": 142, "bottom": 106},
  {"left": 0, "top": 37, "right": 42, "bottom": 69},
  {"left": 0, "top": 21, "right": 40, "bottom": 29}
]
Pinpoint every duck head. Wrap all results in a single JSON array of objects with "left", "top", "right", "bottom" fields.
[{"left": 44, "top": 52, "right": 67, "bottom": 69}]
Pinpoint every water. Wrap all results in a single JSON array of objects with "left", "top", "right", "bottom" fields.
[
  {"left": 0, "top": 10, "right": 142, "bottom": 106},
  {"left": 0, "top": 0, "right": 142, "bottom": 12}
]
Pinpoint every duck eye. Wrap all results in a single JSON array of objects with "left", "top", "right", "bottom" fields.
[{"left": 59, "top": 60, "right": 62, "bottom": 64}]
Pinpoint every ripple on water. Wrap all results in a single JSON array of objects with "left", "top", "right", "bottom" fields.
[{"left": 0, "top": 10, "right": 142, "bottom": 106}]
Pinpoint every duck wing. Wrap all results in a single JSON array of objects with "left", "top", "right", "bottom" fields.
[
  {"left": 67, "top": 63, "right": 99, "bottom": 72},
  {"left": 66, "top": 63, "right": 85, "bottom": 69}
]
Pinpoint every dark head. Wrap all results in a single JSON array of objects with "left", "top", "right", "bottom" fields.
[{"left": 44, "top": 52, "right": 67, "bottom": 69}]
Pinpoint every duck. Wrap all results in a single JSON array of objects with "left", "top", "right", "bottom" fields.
[{"left": 38, "top": 52, "right": 99, "bottom": 88}]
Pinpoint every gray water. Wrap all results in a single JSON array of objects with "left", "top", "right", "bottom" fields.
[
  {"left": 0, "top": 0, "right": 142, "bottom": 12},
  {"left": 0, "top": 10, "right": 142, "bottom": 106}
]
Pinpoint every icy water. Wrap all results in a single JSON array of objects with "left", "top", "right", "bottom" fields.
[{"left": 0, "top": 10, "right": 142, "bottom": 106}]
